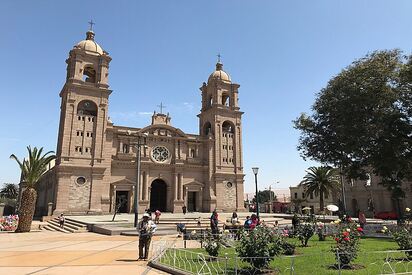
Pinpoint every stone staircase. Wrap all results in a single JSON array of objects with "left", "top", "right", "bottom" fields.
[{"left": 42, "top": 217, "right": 89, "bottom": 233}]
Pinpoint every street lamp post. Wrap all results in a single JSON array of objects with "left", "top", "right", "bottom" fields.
[
  {"left": 252, "top": 167, "right": 259, "bottom": 219},
  {"left": 131, "top": 132, "right": 148, "bottom": 228}
]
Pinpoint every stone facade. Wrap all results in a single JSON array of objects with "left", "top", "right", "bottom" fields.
[
  {"left": 289, "top": 184, "right": 336, "bottom": 214},
  {"left": 35, "top": 30, "right": 245, "bottom": 215},
  {"left": 345, "top": 174, "right": 412, "bottom": 218}
]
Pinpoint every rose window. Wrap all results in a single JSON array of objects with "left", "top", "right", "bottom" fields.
[{"left": 151, "top": 146, "right": 170, "bottom": 163}]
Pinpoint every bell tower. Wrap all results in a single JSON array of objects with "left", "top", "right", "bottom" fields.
[
  {"left": 198, "top": 59, "right": 245, "bottom": 211},
  {"left": 54, "top": 27, "right": 112, "bottom": 214}
]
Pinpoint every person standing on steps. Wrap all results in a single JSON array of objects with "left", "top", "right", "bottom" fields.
[
  {"left": 58, "top": 213, "right": 65, "bottom": 229},
  {"left": 182, "top": 205, "right": 187, "bottom": 215},
  {"left": 138, "top": 213, "right": 157, "bottom": 260},
  {"left": 154, "top": 210, "right": 161, "bottom": 224}
]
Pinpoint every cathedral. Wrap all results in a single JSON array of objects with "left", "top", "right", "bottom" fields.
[{"left": 35, "top": 29, "right": 245, "bottom": 215}]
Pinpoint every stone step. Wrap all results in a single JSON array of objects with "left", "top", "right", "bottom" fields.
[
  {"left": 65, "top": 218, "right": 89, "bottom": 227},
  {"left": 49, "top": 220, "right": 83, "bottom": 231},
  {"left": 43, "top": 222, "right": 72, "bottom": 233}
]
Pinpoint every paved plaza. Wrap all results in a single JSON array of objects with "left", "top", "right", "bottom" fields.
[{"left": 0, "top": 231, "right": 169, "bottom": 275}]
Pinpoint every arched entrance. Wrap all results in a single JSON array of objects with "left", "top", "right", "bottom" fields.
[{"left": 150, "top": 179, "right": 167, "bottom": 212}]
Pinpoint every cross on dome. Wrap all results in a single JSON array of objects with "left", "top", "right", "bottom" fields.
[{"left": 88, "top": 20, "right": 95, "bottom": 31}]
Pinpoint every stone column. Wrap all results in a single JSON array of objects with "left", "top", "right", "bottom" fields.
[
  {"left": 111, "top": 185, "right": 117, "bottom": 213},
  {"left": 47, "top": 202, "right": 53, "bottom": 216},
  {"left": 0, "top": 203, "right": 5, "bottom": 217},
  {"left": 144, "top": 172, "right": 149, "bottom": 201},
  {"left": 199, "top": 187, "right": 203, "bottom": 212},
  {"left": 174, "top": 173, "right": 178, "bottom": 201},
  {"left": 179, "top": 173, "right": 184, "bottom": 201}
]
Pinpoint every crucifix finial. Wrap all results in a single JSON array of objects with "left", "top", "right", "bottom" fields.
[
  {"left": 88, "top": 20, "right": 95, "bottom": 31},
  {"left": 157, "top": 102, "right": 167, "bottom": 114},
  {"left": 217, "top": 53, "right": 222, "bottom": 63}
]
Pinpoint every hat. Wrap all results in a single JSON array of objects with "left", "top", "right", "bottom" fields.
[{"left": 143, "top": 213, "right": 150, "bottom": 218}]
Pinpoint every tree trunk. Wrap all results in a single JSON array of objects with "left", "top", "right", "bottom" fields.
[
  {"left": 319, "top": 191, "right": 324, "bottom": 212},
  {"left": 15, "top": 187, "right": 37, "bottom": 233}
]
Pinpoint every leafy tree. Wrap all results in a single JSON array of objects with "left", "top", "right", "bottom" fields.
[
  {"left": 294, "top": 50, "right": 412, "bottom": 219},
  {"left": 252, "top": 190, "right": 276, "bottom": 204},
  {"left": 10, "top": 146, "right": 55, "bottom": 232},
  {"left": 301, "top": 166, "right": 340, "bottom": 212},
  {"left": 0, "top": 183, "right": 18, "bottom": 200}
]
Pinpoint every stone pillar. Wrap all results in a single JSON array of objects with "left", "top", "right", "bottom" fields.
[
  {"left": 144, "top": 172, "right": 149, "bottom": 201},
  {"left": 111, "top": 185, "right": 116, "bottom": 213},
  {"left": 140, "top": 172, "right": 145, "bottom": 200},
  {"left": 0, "top": 203, "right": 5, "bottom": 217},
  {"left": 174, "top": 173, "right": 178, "bottom": 201},
  {"left": 47, "top": 202, "right": 53, "bottom": 216},
  {"left": 179, "top": 173, "right": 184, "bottom": 201},
  {"left": 199, "top": 187, "right": 203, "bottom": 212},
  {"left": 131, "top": 185, "right": 135, "bottom": 213}
]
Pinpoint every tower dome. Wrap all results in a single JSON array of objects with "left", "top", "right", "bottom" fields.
[
  {"left": 208, "top": 62, "right": 231, "bottom": 83},
  {"left": 75, "top": 30, "right": 104, "bottom": 55}
]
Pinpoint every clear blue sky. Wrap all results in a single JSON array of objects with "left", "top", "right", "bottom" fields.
[{"left": 0, "top": 1, "right": 411, "bottom": 193}]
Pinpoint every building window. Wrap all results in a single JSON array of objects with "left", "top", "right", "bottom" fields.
[
  {"left": 226, "top": 182, "right": 233, "bottom": 188},
  {"left": 302, "top": 193, "right": 305, "bottom": 199},
  {"left": 190, "top": 148, "right": 196, "bottom": 158},
  {"left": 294, "top": 192, "right": 298, "bottom": 199},
  {"left": 76, "top": 176, "right": 86, "bottom": 185},
  {"left": 122, "top": 144, "right": 129, "bottom": 153}
]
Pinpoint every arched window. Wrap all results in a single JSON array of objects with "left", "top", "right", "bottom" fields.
[
  {"left": 222, "top": 94, "right": 229, "bottom": 106},
  {"left": 77, "top": 100, "right": 97, "bottom": 116},
  {"left": 208, "top": 96, "right": 213, "bottom": 108},
  {"left": 82, "top": 65, "right": 96, "bottom": 83},
  {"left": 222, "top": 121, "right": 234, "bottom": 133},
  {"left": 203, "top": 122, "right": 212, "bottom": 136}
]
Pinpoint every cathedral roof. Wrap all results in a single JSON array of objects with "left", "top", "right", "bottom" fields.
[
  {"left": 75, "top": 30, "right": 104, "bottom": 55},
  {"left": 208, "top": 62, "right": 231, "bottom": 83}
]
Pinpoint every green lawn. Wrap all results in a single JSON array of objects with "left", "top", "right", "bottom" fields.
[{"left": 158, "top": 237, "right": 411, "bottom": 274}]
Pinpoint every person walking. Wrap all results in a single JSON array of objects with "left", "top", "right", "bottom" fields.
[
  {"left": 358, "top": 210, "right": 367, "bottom": 229},
  {"left": 58, "top": 213, "right": 65, "bottom": 229},
  {"left": 154, "top": 210, "right": 161, "bottom": 224},
  {"left": 210, "top": 210, "right": 219, "bottom": 236},
  {"left": 138, "top": 213, "right": 157, "bottom": 260}
]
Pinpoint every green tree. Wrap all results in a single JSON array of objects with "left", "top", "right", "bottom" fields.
[
  {"left": 301, "top": 166, "right": 340, "bottom": 212},
  {"left": 0, "top": 183, "right": 18, "bottom": 200},
  {"left": 10, "top": 146, "right": 55, "bottom": 232},
  {"left": 294, "top": 50, "right": 412, "bottom": 219},
  {"left": 252, "top": 190, "right": 276, "bottom": 204}
]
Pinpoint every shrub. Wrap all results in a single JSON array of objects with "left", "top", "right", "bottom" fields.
[
  {"left": 236, "top": 226, "right": 278, "bottom": 270},
  {"left": 0, "top": 214, "right": 19, "bottom": 231},
  {"left": 393, "top": 227, "right": 412, "bottom": 258},
  {"left": 332, "top": 221, "right": 362, "bottom": 267},
  {"left": 296, "top": 223, "right": 315, "bottom": 246},
  {"left": 317, "top": 223, "right": 326, "bottom": 241},
  {"left": 280, "top": 241, "right": 296, "bottom": 255},
  {"left": 202, "top": 231, "right": 221, "bottom": 257}
]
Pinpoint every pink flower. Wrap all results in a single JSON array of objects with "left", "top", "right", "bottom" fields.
[{"left": 344, "top": 237, "right": 350, "bottom": 241}]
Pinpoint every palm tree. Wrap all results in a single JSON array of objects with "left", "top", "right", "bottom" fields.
[
  {"left": 10, "top": 146, "right": 55, "bottom": 232},
  {"left": 0, "top": 183, "right": 18, "bottom": 199},
  {"left": 301, "top": 166, "right": 340, "bottom": 212}
]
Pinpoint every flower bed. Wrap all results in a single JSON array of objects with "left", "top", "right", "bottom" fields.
[{"left": 0, "top": 215, "right": 18, "bottom": 231}]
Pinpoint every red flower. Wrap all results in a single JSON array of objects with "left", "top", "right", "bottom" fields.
[
  {"left": 344, "top": 237, "right": 350, "bottom": 241},
  {"left": 357, "top": 227, "right": 363, "bottom": 232},
  {"left": 335, "top": 237, "right": 339, "bottom": 242},
  {"left": 343, "top": 231, "right": 350, "bottom": 237}
]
